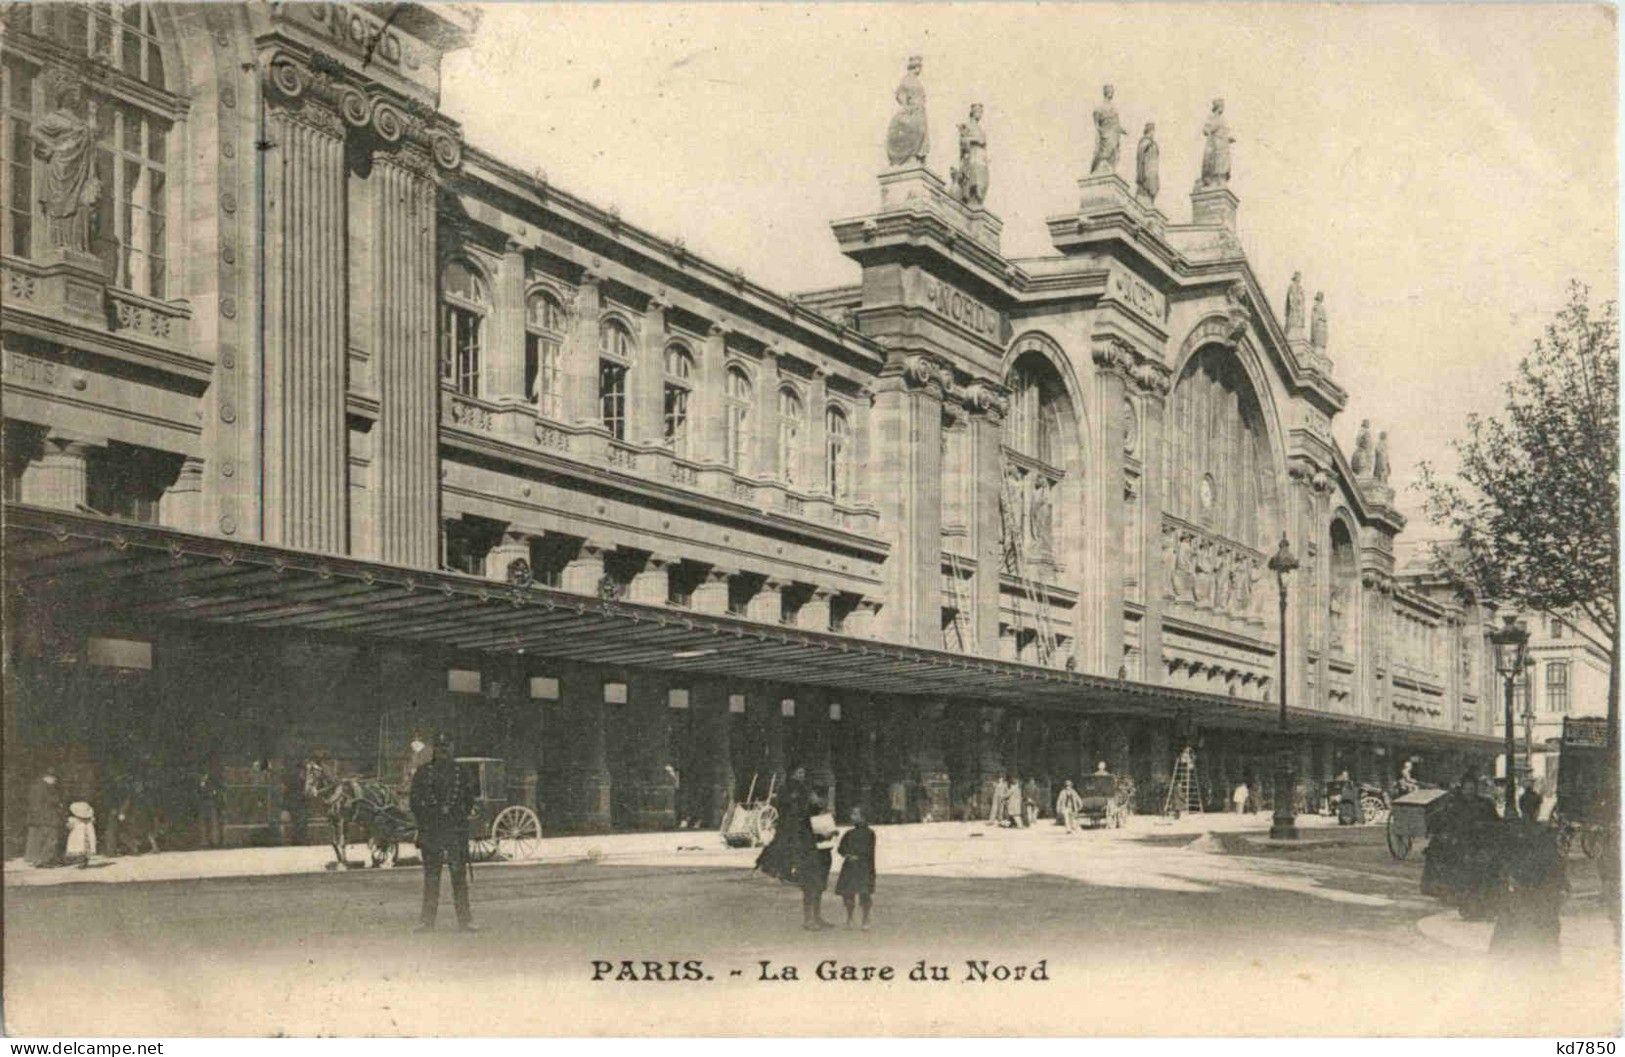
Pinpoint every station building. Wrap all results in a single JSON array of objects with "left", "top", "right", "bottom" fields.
[{"left": 1, "top": 2, "right": 1501, "bottom": 845}]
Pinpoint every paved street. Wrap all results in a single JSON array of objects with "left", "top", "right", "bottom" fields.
[{"left": 4, "top": 815, "right": 1618, "bottom": 1037}]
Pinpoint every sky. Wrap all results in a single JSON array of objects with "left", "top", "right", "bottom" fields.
[{"left": 439, "top": 2, "right": 1619, "bottom": 529}]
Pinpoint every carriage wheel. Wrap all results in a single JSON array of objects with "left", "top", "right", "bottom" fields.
[
  {"left": 1581, "top": 826, "right": 1602, "bottom": 860},
  {"left": 1361, "top": 795, "right": 1389, "bottom": 826},
  {"left": 367, "top": 836, "right": 399, "bottom": 867},
  {"left": 1385, "top": 817, "right": 1412, "bottom": 860},
  {"left": 493, "top": 805, "right": 543, "bottom": 861},
  {"left": 755, "top": 805, "right": 779, "bottom": 847},
  {"left": 467, "top": 832, "right": 498, "bottom": 863}
]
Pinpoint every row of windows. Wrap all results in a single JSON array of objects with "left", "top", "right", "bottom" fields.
[
  {"left": 438, "top": 260, "right": 854, "bottom": 499},
  {"left": 1511, "top": 661, "right": 1571, "bottom": 715}
]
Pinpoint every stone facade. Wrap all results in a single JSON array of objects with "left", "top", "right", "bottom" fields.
[{"left": 1, "top": 3, "right": 1498, "bottom": 843}]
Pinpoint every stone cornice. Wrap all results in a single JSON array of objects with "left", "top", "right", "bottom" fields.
[{"left": 888, "top": 354, "right": 1010, "bottom": 419}]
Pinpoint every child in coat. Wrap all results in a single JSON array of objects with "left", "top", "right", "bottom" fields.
[{"left": 835, "top": 806, "right": 877, "bottom": 930}]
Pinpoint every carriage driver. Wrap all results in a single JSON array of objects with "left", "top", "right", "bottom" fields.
[{"left": 409, "top": 732, "right": 479, "bottom": 933}]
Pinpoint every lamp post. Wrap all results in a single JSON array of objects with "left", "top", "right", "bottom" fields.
[
  {"left": 1267, "top": 532, "right": 1301, "bottom": 840},
  {"left": 1489, "top": 613, "right": 1531, "bottom": 819}
]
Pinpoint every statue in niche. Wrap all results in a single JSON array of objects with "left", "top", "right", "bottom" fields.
[
  {"left": 885, "top": 55, "right": 930, "bottom": 168},
  {"left": 1213, "top": 548, "right": 1234, "bottom": 611},
  {"left": 1174, "top": 532, "right": 1197, "bottom": 601},
  {"left": 1328, "top": 582, "right": 1348, "bottom": 650},
  {"left": 1350, "top": 419, "right": 1373, "bottom": 476},
  {"left": 952, "top": 104, "right": 989, "bottom": 205},
  {"left": 1194, "top": 539, "right": 1218, "bottom": 607},
  {"left": 1197, "top": 98, "right": 1234, "bottom": 190},
  {"left": 1373, "top": 431, "right": 1391, "bottom": 482},
  {"left": 1091, "top": 84, "right": 1127, "bottom": 175},
  {"left": 1284, "top": 272, "right": 1306, "bottom": 339},
  {"left": 1311, "top": 292, "right": 1329, "bottom": 352},
  {"left": 1461, "top": 630, "right": 1475, "bottom": 683},
  {"left": 1239, "top": 555, "right": 1263, "bottom": 616},
  {"left": 33, "top": 77, "right": 101, "bottom": 254},
  {"left": 1135, "top": 121, "right": 1159, "bottom": 204},
  {"left": 1029, "top": 476, "right": 1055, "bottom": 558}
]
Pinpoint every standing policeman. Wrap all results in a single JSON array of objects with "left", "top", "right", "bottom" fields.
[{"left": 409, "top": 733, "right": 478, "bottom": 933}]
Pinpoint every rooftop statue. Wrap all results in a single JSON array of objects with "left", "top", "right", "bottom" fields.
[
  {"left": 1311, "top": 291, "right": 1329, "bottom": 352},
  {"left": 1284, "top": 272, "right": 1306, "bottom": 339},
  {"left": 1373, "top": 431, "right": 1391, "bottom": 483},
  {"left": 33, "top": 78, "right": 101, "bottom": 254},
  {"left": 885, "top": 55, "right": 929, "bottom": 168},
  {"left": 953, "top": 104, "right": 989, "bottom": 205},
  {"left": 1135, "top": 122, "right": 1159, "bottom": 205},
  {"left": 1197, "top": 98, "right": 1234, "bottom": 190},
  {"left": 1350, "top": 419, "right": 1372, "bottom": 476},
  {"left": 1090, "top": 84, "right": 1126, "bottom": 176}
]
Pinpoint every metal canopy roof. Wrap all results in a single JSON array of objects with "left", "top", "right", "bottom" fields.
[{"left": 2, "top": 502, "right": 1499, "bottom": 750}]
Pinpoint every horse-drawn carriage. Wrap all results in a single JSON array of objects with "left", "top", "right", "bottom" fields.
[
  {"left": 1323, "top": 779, "right": 1392, "bottom": 825},
  {"left": 1076, "top": 772, "right": 1135, "bottom": 829},
  {"left": 1553, "top": 716, "right": 1611, "bottom": 859},
  {"left": 305, "top": 756, "right": 543, "bottom": 868}
]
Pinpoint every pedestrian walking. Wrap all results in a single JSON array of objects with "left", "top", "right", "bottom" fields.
[
  {"left": 836, "top": 806, "right": 876, "bottom": 930},
  {"left": 197, "top": 766, "right": 225, "bottom": 849},
  {"left": 756, "top": 764, "right": 835, "bottom": 929},
  {"left": 1056, "top": 780, "right": 1083, "bottom": 833},
  {"left": 1231, "top": 781, "right": 1249, "bottom": 814},
  {"left": 26, "top": 766, "right": 64, "bottom": 866},
  {"left": 989, "top": 774, "right": 1010, "bottom": 826},
  {"left": 1517, "top": 780, "right": 1543, "bottom": 822},
  {"left": 65, "top": 801, "right": 97, "bottom": 868},
  {"left": 409, "top": 733, "right": 478, "bottom": 933},
  {"left": 1022, "top": 776, "right": 1041, "bottom": 827},
  {"left": 1004, "top": 774, "right": 1026, "bottom": 828}
]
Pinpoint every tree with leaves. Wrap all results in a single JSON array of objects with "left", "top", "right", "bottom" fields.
[{"left": 1418, "top": 281, "right": 1619, "bottom": 928}]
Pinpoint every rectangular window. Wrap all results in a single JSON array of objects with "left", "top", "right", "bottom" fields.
[
  {"left": 529, "top": 676, "right": 560, "bottom": 701},
  {"left": 1, "top": 57, "right": 33, "bottom": 258},
  {"left": 725, "top": 405, "right": 748, "bottom": 469},
  {"left": 1546, "top": 662, "right": 1569, "bottom": 714},
  {"left": 599, "top": 360, "right": 627, "bottom": 440},
  {"left": 440, "top": 304, "right": 481, "bottom": 396},
  {"left": 527, "top": 333, "right": 562, "bottom": 418},
  {"left": 663, "top": 384, "right": 689, "bottom": 456}
]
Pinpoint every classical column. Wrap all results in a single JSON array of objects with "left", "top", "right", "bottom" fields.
[
  {"left": 1138, "top": 387, "right": 1169, "bottom": 680},
  {"left": 627, "top": 553, "right": 675, "bottom": 606},
  {"left": 746, "top": 577, "right": 786, "bottom": 624},
  {"left": 912, "top": 701, "right": 951, "bottom": 822},
  {"left": 372, "top": 147, "right": 440, "bottom": 568},
  {"left": 486, "top": 240, "right": 528, "bottom": 403},
  {"left": 262, "top": 97, "right": 348, "bottom": 554},
  {"left": 691, "top": 566, "right": 732, "bottom": 615},
  {"left": 561, "top": 541, "right": 607, "bottom": 595},
  {"left": 20, "top": 433, "right": 98, "bottom": 511},
  {"left": 869, "top": 361, "right": 945, "bottom": 645},
  {"left": 484, "top": 531, "right": 531, "bottom": 583},
  {"left": 636, "top": 297, "right": 670, "bottom": 446},
  {"left": 801, "top": 588, "right": 834, "bottom": 634},
  {"left": 158, "top": 456, "right": 207, "bottom": 533},
  {"left": 563, "top": 272, "right": 604, "bottom": 426}
]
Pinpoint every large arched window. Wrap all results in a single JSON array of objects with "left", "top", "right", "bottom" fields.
[
  {"left": 439, "top": 260, "right": 488, "bottom": 397},
  {"left": 663, "top": 343, "right": 694, "bottom": 457},
  {"left": 1328, "top": 519, "right": 1357, "bottom": 654},
  {"left": 1005, "top": 355, "right": 1065, "bottom": 467},
  {"left": 525, "top": 289, "right": 566, "bottom": 418},
  {"left": 825, "top": 405, "right": 850, "bottom": 500},
  {"left": 777, "top": 387, "right": 804, "bottom": 485},
  {"left": 2, "top": 4, "right": 171, "bottom": 294},
  {"left": 1164, "top": 345, "right": 1278, "bottom": 549},
  {"left": 598, "top": 318, "right": 635, "bottom": 440},
  {"left": 724, "top": 365, "right": 753, "bottom": 470}
]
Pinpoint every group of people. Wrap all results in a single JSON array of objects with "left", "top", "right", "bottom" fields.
[
  {"left": 21, "top": 759, "right": 232, "bottom": 866},
  {"left": 989, "top": 774, "right": 1042, "bottom": 828},
  {"left": 755, "top": 765, "right": 878, "bottom": 931},
  {"left": 23, "top": 766, "right": 96, "bottom": 869}
]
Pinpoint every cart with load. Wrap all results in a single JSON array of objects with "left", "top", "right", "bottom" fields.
[
  {"left": 1386, "top": 786, "right": 1453, "bottom": 860},
  {"left": 720, "top": 773, "right": 779, "bottom": 848},
  {"left": 1076, "top": 772, "right": 1134, "bottom": 829},
  {"left": 1553, "top": 716, "right": 1611, "bottom": 859}
]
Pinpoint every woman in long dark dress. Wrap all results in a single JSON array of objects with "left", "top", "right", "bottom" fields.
[
  {"left": 836, "top": 806, "right": 877, "bottom": 930},
  {"left": 754, "top": 765, "right": 833, "bottom": 929}
]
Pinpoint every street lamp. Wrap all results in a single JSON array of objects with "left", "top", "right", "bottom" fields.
[
  {"left": 1489, "top": 613, "right": 1531, "bottom": 819},
  {"left": 1267, "top": 532, "right": 1301, "bottom": 840}
]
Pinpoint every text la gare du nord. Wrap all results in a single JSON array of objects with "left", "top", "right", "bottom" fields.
[{"left": 590, "top": 958, "right": 1050, "bottom": 983}]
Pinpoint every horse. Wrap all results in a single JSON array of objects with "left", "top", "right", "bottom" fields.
[{"left": 302, "top": 759, "right": 413, "bottom": 869}]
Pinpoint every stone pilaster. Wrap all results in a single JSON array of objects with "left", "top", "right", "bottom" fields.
[
  {"left": 636, "top": 297, "right": 670, "bottom": 445},
  {"left": 1138, "top": 391, "right": 1168, "bottom": 679},
  {"left": 486, "top": 240, "right": 528, "bottom": 402},
  {"left": 261, "top": 102, "right": 349, "bottom": 555},
  {"left": 372, "top": 149, "right": 439, "bottom": 568},
  {"left": 158, "top": 456, "right": 207, "bottom": 533},
  {"left": 697, "top": 323, "right": 729, "bottom": 465},
  {"left": 911, "top": 701, "right": 951, "bottom": 822},
  {"left": 691, "top": 567, "right": 732, "bottom": 615},
  {"left": 754, "top": 349, "right": 782, "bottom": 480},
  {"left": 806, "top": 368, "right": 829, "bottom": 494},
  {"left": 561, "top": 542, "right": 607, "bottom": 596},
  {"left": 20, "top": 433, "right": 98, "bottom": 511},
  {"left": 869, "top": 361, "right": 945, "bottom": 646},
  {"left": 563, "top": 272, "right": 604, "bottom": 426},
  {"left": 972, "top": 408, "right": 1004, "bottom": 655},
  {"left": 627, "top": 554, "right": 675, "bottom": 606}
]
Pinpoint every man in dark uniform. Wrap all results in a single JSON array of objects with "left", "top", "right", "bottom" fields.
[{"left": 409, "top": 733, "right": 478, "bottom": 933}]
